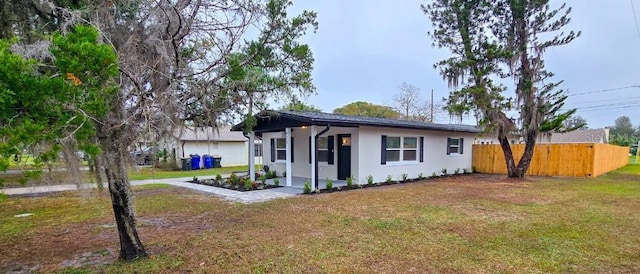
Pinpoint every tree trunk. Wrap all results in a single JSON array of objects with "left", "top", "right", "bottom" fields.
[
  {"left": 497, "top": 134, "right": 518, "bottom": 177},
  {"left": 513, "top": 129, "right": 538, "bottom": 178},
  {"left": 93, "top": 154, "right": 105, "bottom": 192},
  {"left": 99, "top": 127, "right": 148, "bottom": 261}
]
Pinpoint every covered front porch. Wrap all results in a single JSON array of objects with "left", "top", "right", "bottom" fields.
[{"left": 234, "top": 111, "right": 358, "bottom": 191}]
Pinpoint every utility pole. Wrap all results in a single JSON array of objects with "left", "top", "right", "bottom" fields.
[{"left": 430, "top": 89, "right": 434, "bottom": 123}]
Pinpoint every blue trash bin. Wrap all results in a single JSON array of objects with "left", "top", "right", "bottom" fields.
[
  {"left": 203, "top": 155, "right": 213, "bottom": 169},
  {"left": 190, "top": 154, "right": 201, "bottom": 170}
]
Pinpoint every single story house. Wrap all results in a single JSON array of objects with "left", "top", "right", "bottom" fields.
[
  {"left": 475, "top": 128, "right": 610, "bottom": 145},
  {"left": 537, "top": 128, "right": 610, "bottom": 144},
  {"left": 160, "top": 126, "right": 261, "bottom": 168},
  {"left": 232, "top": 110, "right": 480, "bottom": 190}
]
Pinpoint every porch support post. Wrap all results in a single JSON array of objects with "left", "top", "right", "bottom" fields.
[
  {"left": 249, "top": 132, "right": 255, "bottom": 181},
  {"left": 310, "top": 125, "right": 317, "bottom": 191},
  {"left": 285, "top": 128, "right": 292, "bottom": 187}
]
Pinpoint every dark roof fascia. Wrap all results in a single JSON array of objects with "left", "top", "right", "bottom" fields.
[{"left": 232, "top": 110, "right": 480, "bottom": 134}]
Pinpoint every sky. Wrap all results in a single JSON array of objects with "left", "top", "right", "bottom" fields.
[{"left": 283, "top": 0, "right": 640, "bottom": 129}]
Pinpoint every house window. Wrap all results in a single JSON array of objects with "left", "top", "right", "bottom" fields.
[
  {"left": 386, "top": 136, "right": 418, "bottom": 162},
  {"left": 276, "top": 138, "right": 286, "bottom": 160},
  {"left": 254, "top": 143, "right": 263, "bottom": 157},
  {"left": 447, "top": 138, "right": 464, "bottom": 155},
  {"left": 317, "top": 137, "right": 329, "bottom": 162}
]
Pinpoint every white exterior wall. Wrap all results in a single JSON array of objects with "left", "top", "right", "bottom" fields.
[
  {"left": 178, "top": 140, "right": 248, "bottom": 168},
  {"left": 262, "top": 127, "right": 359, "bottom": 180},
  {"left": 357, "top": 126, "right": 476, "bottom": 184}
]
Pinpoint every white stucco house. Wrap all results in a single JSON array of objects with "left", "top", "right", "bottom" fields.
[
  {"left": 160, "top": 126, "right": 261, "bottom": 168},
  {"left": 232, "top": 110, "right": 479, "bottom": 190}
]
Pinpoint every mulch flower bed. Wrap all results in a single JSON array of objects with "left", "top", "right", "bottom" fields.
[
  {"left": 188, "top": 173, "right": 283, "bottom": 192},
  {"left": 303, "top": 171, "right": 475, "bottom": 195}
]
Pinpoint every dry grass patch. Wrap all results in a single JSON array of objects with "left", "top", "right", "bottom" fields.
[{"left": 1, "top": 169, "right": 640, "bottom": 273}]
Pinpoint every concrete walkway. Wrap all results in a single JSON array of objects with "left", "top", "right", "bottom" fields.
[{"left": 0, "top": 176, "right": 303, "bottom": 204}]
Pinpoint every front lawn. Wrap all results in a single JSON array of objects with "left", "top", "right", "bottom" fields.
[{"left": 1, "top": 165, "right": 639, "bottom": 273}]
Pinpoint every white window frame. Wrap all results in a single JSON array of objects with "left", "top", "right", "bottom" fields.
[
  {"left": 254, "top": 143, "right": 263, "bottom": 157},
  {"left": 386, "top": 136, "right": 419, "bottom": 163},
  {"left": 317, "top": 136, "right": 329, "bottom": 163},
  {"left": 275, "top": 138, "right": 286, "bottom": 161},
  {"left": 448, "top": 138, "right": 461, "bottom": 154}
]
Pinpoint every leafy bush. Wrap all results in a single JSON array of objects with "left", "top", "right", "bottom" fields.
[
  {"left": 260, "top": 174, "right": 267, "bottom": 184},
  {"left": 418, "top": 173, "right": 424, "bottom": 180},
  {"left": 366, "top": 175, "right": 374, "bottom": 186},
  {"left": 326, "top": 178, "right": 333, "bottom": 190},
  {"left": 244, "top": 180, "right": 253, "bottom": 191},
  {"left": 441, "top": 168, "right": 447, "bottom": 176},
  {"left": 454, "top": 168, "right": 460, "bottom": 175},
  {"left": 401, "top": 173, "right": 408, "bottom": 182},
  {"left": 303, "top": 180, "right": 311, "bottom": 194},
  {"left": 273, "top": 178, "right": 280, "bottom": 186},
  {"left": 346, "top": 176, "right": 353, "bottom": 187},
  {"left": 386, "top": 175, "right": 393, "bottom": 184},
  {"left": 431, "top": 172, "right": 437, "bottom": 178},
  {"left": 272, "top": 170, "right": 278, "bottom": 178},
  {"left": 215, "top": 173, "right": 222, "bottom": 183},
  {"left": 229, "top": 173, "right": 239, "bottom": 185},
  {"left": 193, "top": 176, "right": 198, "bottom": 182}
]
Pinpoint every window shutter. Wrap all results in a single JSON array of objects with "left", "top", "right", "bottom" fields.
[
  {"left": 270, "top": 138, "right": 275, "bottom": 162},
  {"left": 446, "top": 137, "right": 451, "bottom": 155},
  {"left": 381, "top": 135, "right": 387, "bottom": 165},
  {"left": 308, "top": 136, "right": 311, "bottom": 163},
  {"left": 459, "top": 138, "right": 464, "bottom": 154},
  {"left": 328, "top": 135, "right": 335, "bottom": 165},
  {"left": 419, "top": 136, "right": 424, "bottom": 162},
  {"left": 290, "top": 137, "right": 295, "bottom": 162}
]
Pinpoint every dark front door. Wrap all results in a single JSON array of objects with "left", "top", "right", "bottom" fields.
[{"left": 337, "top": 134, "right": 352, "bottom": 180}]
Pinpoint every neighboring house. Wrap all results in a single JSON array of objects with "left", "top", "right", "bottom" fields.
[
  {"left": 537, "top": 128, "right": 610, "bottom": 144},
  {"left": 160, "top": 126, "right": 259, "bottom": 168},
  {"left": 232, "top": 110, "right": 479, "bottom": 190},
  {"left": 474, "top": 128, "right": 610, "bottom": 145}
]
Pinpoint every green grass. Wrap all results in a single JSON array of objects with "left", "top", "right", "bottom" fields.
[
  {"left": 2, "top": 164, "right": 640, "bottom": 273},
  {"left": 127, "top": 165, "right": 258, "bottom": 180}
]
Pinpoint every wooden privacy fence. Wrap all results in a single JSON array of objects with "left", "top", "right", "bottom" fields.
[{"left": 472, "top": 143, "right": 629, "bottom": 177}]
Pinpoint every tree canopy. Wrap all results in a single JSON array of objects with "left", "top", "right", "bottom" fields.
[
  {"left": 333, "top": 101, "right": 400, "bottom": 119},
  {"left": 424, "top": 0, "right": 580, "bottom": 178}
]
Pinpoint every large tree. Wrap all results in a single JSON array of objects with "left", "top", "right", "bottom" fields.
[
  {"left": 333, "top": 101, "right": 400, "bottom": 119},
  {"left": 1, "top": 0, "right": 318, "bottom": 261},
  {"left": 392, "top": 82, "right": 442, "bottom": 122},
  {"left": 424, "top": 0, "right": 580, "bottom": 178},
  {"left": 610, "top": 116, "right": 636, "bottom": 146}
]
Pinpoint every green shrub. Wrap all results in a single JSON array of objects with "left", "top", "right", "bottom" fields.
[
  {"left": 303, "top": 180, "right": 311, "bottom": 194},
  {"left": 366, "top": 175, "right": 374, "bottom": 186},
  {"left": 215, "top": 173, "right": 222, "bottom": 182},
  {"left": 386, "top": 175, "right": 393, "bottom": 184},
  {"left": 441, "top": 168, "right": 447, "bottom": 176},
  {"left": 273, "top": 178, "right": 280, "bottom": 186},
  {"left": 346, "top": 176, "right": 353, "bottom": 187},
  {"left": 454, "top": 168, "right": 460, "bottom": 175},
  {"left": 326, "top": 178, "right": 333, "bottom": 190},
  {"left": 244, "top": 180, "right": 253, "bottom": 191},
  {"left": 260, "top": 174, "right": 267, "bottom": 184},
  {"left": 431, "top": 172, "right": 437, "bottom": 178},
  {"left": 193, "top": 176, "right": 198, "bottom": 182},
  {"left": 229, "top": 173, "right": 239, "bottom": 185},
  {"left": 272, "top": 170, "right": 278, "bottom": 178},
  {"left": 418, "top": 173, "right": 424, "bottom": 180},
  {"left": 401, "top": 173, "right": 408, "bottom": 182}
]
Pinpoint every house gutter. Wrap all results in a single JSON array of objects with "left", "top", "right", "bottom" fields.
[
  {"left": 181, "top": 141, "right": 186, "bottom": 158},
  {"left": 314, "top": 124, "right": 331, "bottom": 190}
]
